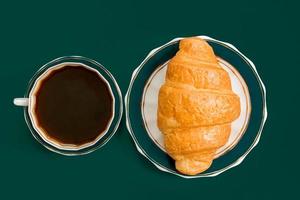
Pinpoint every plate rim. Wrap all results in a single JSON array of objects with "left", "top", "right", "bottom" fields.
[
  {"left": 125, "top": 35, "right": 268, "bottom": 178},
  {"left": 141, "top": 57, "right": 252, "bottom": 159}
]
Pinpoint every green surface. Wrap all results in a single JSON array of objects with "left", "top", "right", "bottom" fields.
[{"left": 0, "top": 0, "right": 298, "bottom": 199}]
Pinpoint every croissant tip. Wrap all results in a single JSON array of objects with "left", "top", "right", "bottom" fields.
[
  {"left": 175, "top": 158, "right": 212, "bottom": 176},
  {"left": 180, "top": 37, "right": 206, "bottom": 45}
]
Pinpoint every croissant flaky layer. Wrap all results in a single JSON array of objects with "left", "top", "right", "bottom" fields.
[
  {"left": 158, "top": 84, "right": 240, "bottom": 129},
  {"left": 157, "top": 37, "right": 241, "bottom": 175}
]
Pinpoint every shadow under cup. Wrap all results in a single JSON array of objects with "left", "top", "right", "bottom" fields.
[{"left": 14, "top": 56, "right": 123, "bottom": 155}]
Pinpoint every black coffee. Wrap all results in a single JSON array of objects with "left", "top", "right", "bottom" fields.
[{"left": 34, "top": 64, "right": 113, "bottom": 146}]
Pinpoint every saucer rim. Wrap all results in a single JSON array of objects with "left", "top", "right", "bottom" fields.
[{"left": 125, "top": 35, "right": 267, "bottom": 178}]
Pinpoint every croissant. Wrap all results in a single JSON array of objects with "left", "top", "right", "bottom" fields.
[{"left": 157, "top": 37, "right": 241, "bottom": 175}]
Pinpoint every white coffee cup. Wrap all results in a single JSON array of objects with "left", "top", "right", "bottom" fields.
[{"left": 14, "top": 56, "right": 122, "bottom": 155}]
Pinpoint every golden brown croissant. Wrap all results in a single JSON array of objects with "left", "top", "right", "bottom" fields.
[{"left": 157, "top": 37, "right": 241, "bottom": 175}]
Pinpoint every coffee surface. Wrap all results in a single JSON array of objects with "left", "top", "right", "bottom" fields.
[{"left": 34, "top": 65, "right": 113, "bottom": 146}]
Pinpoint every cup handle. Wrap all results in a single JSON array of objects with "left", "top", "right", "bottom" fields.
[{"left": 13, "top": 98, "right": 29, "bottom": 106}]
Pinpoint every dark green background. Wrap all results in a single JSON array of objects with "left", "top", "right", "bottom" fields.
[{"left": 0, "top": 0, "right": 298, "bottom": 199}]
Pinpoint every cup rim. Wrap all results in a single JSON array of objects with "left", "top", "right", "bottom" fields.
[
  {"left": 23, "top": 55, "right": 123, "bottom": 156},
  {"left": 28, "top": 62, "right": 116, "bottom": 151}
]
